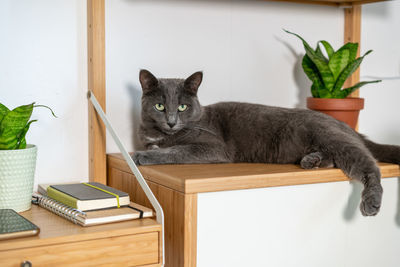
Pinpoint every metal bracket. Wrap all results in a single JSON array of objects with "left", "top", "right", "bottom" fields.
[{"left": 88, "top": 91, "right": 165, "bottom": 267}]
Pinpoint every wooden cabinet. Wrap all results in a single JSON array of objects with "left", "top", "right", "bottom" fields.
[
  {"left": 0, "top": 205, "right": 162, "bottom": 267},
  {"left": 107, "top": 153, "right": 400, "bottom": 267}
]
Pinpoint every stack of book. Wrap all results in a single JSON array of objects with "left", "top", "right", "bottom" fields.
[{"left": 34, "top": 182, "right": 153, "bottom": 226}]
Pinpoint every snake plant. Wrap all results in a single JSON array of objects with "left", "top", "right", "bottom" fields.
[
  {"left": 285, "top": 30, "right": 381, "bottom": 98},
  {"left": 0, "top": 103, "right": 56, "bottom": 150}
]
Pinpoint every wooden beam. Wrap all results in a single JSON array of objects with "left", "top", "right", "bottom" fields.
[
  {"left": 344, "top": 4, "right": 362, "bottom": 97},
  {"left": 183, "top": 194, "right": 197, "bottom": 267},
  {"left": 108, "top": 166, "right": 196, "bottom": 267},
  {"left": 88, "top": 0, "right": 106, "bottom": 184}
]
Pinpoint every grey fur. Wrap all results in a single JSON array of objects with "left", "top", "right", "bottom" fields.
[{"left": 133, "top": 70, "right": 400, "bottom": 216}]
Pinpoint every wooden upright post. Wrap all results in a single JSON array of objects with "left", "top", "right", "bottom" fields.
[
  {"left": 87, "top": 0, "right": 107, "bottom": 184},
  {"left": 344, "top": 4, "right": 362, "bottom": 97}
]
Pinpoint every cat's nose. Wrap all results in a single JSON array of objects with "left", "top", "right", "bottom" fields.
[{"left": 167, "top": 122, "right": 176, "bottom": 128}]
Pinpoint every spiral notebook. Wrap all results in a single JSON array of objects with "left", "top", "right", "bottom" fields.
[{"left": 32, "top": 193, "right": 153, "bottom": 226}]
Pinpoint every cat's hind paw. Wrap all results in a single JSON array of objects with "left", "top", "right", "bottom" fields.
[
  {"left": 360, "top": 184, "right": 383, "bottom": 216},
  {"left": 300, "top": 152, "right": 322, "bottom": 169}
]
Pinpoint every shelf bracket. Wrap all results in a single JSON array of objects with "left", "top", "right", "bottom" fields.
[{"left": 88, "top": 91, "right": 165, "bottom": 267}]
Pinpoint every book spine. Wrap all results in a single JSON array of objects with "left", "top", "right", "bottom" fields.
[
  {"left": 34, "top": 195, "right": 86, "bottom": 226},
  {"left": 47, "top": 186, "right": 79, "bottom": 209}
]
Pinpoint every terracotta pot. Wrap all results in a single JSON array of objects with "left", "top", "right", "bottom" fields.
[{"left": 306, "top": 97, "right": 364, "bottom": 130}]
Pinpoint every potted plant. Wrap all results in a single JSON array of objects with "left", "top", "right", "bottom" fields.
[
  {"left": 285, "top": 30, "right": 381, "bottom": 130},
  {"left": 0, "top": 102, "right": 55, "bottom": 212}
]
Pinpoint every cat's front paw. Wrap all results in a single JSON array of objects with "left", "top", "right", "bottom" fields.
[
  {"left": 360, "top": 184, "right": 383, "bottom": 216},
  {"left": 132, "top": 151, "right": 155, "bottom": 166}
]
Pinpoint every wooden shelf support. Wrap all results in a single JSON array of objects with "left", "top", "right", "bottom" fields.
[
  {"left": 88, "top": 0, "right": 107, "bottom": 184},
  {"left": 343, "top": 4, "right": 362, "bottom": 97}
]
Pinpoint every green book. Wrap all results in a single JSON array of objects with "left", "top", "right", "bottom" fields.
[{"left": 46, "top": 182, "right": 130, "bottom": 211}]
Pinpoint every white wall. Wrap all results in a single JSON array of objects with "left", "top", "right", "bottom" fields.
[
  {"left": 0, "top": 0, "right": 88, "bottom": 188},
  {"left": 105, "top": 0, "right": 400, "bottom": 152},
  {"left": 105, "top": 0, "right": 343, "bottom": 152},
  {"left": 359, "top": 1, "right": 400, "bottom": 146}
]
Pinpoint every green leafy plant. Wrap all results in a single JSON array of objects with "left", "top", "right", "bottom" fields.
[
  {"left": 285, "top": 29, "right": 381, "bottom": 98},
  {"left": 0, "top": 103, "right": 56, "bottom": 150}
]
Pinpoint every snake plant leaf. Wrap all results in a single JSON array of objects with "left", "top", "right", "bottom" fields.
[
  {"left": 16, "top": 119, "right": 37, "bottom": 149},
  {"left": 0, "top": 102, "right": 55, "bottom": 150},
  {"left": 302, "top": 54, "right": 325, "bottom": 93},
  {"left": 0, "top": 104, "right": 10, "bottom": 135},
  {"left": 303, "top": 46, "right": 335, "bottom": 90},
  {"left": 329, "top": 48, "right": 350, "bottom": 81},
  {"left": 319, "top": 41, "right": 334, "bottom": 59},
  {"left": 0, "top": 103, "right": 34, "bottom": 135},
  {"left": 34, "top": 104, "right": 57, "bottom": 118},
  {"left": 18, "top": 137, "right": 26, "bottom": 149},
  {"left": 318, "top": 88, "right": 332, "bottom": 98},
  {"left": 0, "top": 136, "right": 18, "bottom": 149},
  {"left": 316, "top": 45, "right": 328, "bottom": 63},
  {"left": 328, "top": 43, "right": 358, "bottom": 81},
  {"left": 333, "top": 80, "right": 382, "bottom": 98},
  {"left": 341, "top": 42, "right": 358, "bottom": 62},
  {"left": 311, "top": 83, "right": 319, "bottom": 98},
  {"left": 311, "top": 84, "right": 332, "bottom": 98},
  {"left": 0, "top": 103, "right": 34, "bottom": 150},
  {"left": 332, "top": 50, "right": 373, "bottom": 93},
  {"left": 0, "top": 103, "right": 9, "bottom": 121},
  {"left": 285, "top": 30, "right": 335, "bottom": 90}
]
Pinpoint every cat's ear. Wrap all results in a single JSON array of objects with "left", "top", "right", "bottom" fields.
[
  {"left": 139, "top": 69, "right": 158, "bottom": 92},
  {"left": 184, "top": 71, "right": 203, "bottom": 95}
]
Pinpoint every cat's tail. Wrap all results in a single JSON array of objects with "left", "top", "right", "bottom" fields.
[{"left": 361, "top": 135, "right": 400, "bottom": 164}]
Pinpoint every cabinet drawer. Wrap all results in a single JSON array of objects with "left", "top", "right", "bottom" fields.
[{"left": 0, "top": 232, "right": 160, "bottom": 267}]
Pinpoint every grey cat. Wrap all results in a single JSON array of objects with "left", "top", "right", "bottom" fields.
[{"left": 133, "top": 69, "right": 400, "bottom": 216}]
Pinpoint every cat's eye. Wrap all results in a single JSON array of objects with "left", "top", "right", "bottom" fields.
[
  {"left": 178, "top": 104, "right": 188, "bottom": 112},
  {"left": 154, "top": 104, "right": 165, "bottom": 112}
]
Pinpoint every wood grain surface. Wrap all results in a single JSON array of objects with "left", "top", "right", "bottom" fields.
[
  {"left": 88, "top": 0, "right": 107, "bottom": 184},
  {"left": 108, "top": 167, "right": 197, "bottom": 267},
  {"left": 0, "top": 205, "right": 162, "bottom": 266},
  {"left": 344, "top": 4, "right": 362, "bottom": 98},
  {"left": 108, "top": 154, "right": 400, "bottom": 194}
]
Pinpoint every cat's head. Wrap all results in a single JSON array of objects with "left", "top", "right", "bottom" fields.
[{"left": 139, "top": 69, "right": 203, "bottom": 135}]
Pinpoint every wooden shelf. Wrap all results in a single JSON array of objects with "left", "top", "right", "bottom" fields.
[
  {"left": 0, "top": 205, "right": 162, "bottom": 266},
  {"left": 268, "top": 0, "right": 388, "bottom": 6},
  {"left": 108, "top": 153, "right": 400, "bottom": 194}
]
